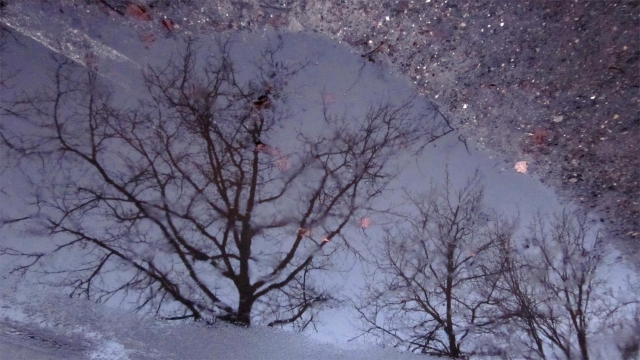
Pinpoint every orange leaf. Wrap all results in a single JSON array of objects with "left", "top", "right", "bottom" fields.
[
  {"left": 161, "top": 17, "right": 176, "bottom": 31},
  {"left": 126, "top": 4, "right": 151, "bottom": 21}
]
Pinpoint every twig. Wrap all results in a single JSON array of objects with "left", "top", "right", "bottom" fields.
[{"left": 361, "top": 42, "right": 385, "bottom": 58}]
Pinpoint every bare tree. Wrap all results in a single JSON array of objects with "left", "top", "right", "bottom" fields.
[
  {"left": 615, "top": 309, "right": 640, "bottom": 360},
  {"left": 353, "top": 172, "right": 512, "bottom": 358},
  {"left": 495, "top": 211, "right": 639, "bottom": 360},
  {"left": 492, "top": 239, "right": 550, "bottom": 360},
  {"left": 0, "top": 36, "right": 453, "bottom": 327}
]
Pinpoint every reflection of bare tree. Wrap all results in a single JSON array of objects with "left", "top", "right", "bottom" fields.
[
  {"left": 354, "top": 172, "right": 511, "bottom": 358},
  {"left": 354, "top": 172, "right": 639, "bottom": 359},
  {"left": 497, "top": 211, "right": 639, "bottom": 360},
  {"left": 0, "top": 37, "right": 453, "bottom": 327}
]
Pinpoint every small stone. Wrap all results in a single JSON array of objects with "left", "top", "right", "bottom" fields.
[
  {"left": 569, "top": 178, "right": 578, "bottom": 183},
  {"left": 552, "top": 115, "right": 564, "bottom": 123},
  {"left": 613, "top": 114, "right": 619, "bottom": 119}
]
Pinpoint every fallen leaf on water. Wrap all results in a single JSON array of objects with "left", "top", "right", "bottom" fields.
[
  {"left": 255, "top": 143, "right": 290, "bottom": 171},
  {"left": 514, "top": 161, "right": 528, "bottom": 174},
  {"left": 83, "top": 52, "right": 98, "bottom": 70},
  {"left": 139, "top": 33, "right": 155, "bottom": 48},
  {"left": 322, "top": 93, "right": 336, "bottom": 106},
  {"left": 126, "top": 4, "right": 151, "bottom": 21}
]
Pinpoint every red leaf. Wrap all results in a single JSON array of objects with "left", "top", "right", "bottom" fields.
[
  {"left": 161, "top": 18, "right": 175, "bottom": 31},
  {"left": 126, "top": 4, "right": 151, "bottom": 22}
]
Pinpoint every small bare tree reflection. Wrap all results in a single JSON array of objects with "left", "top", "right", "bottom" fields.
[
  {"left": 354, "top": 172, "right": 511, "bottom": 358},
  {"left": 496, "top": 211, "right": 639, "bottom": 360},
  {"left": 0, "top": 36, "right": 453, "bottom": 327},
  {"left": 354, "top": 173, "right": 638, "bottom": 359}
]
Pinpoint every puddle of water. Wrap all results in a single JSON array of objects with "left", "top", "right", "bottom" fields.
[{"left": 1, "top": 1, "right": 635, "bottom": 351}]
